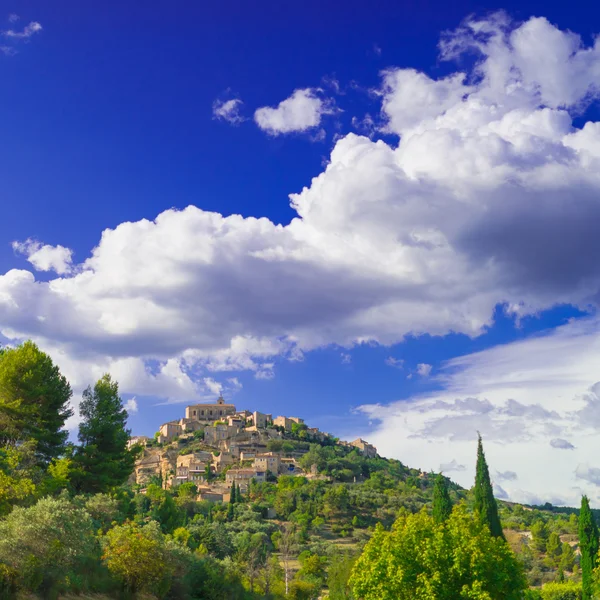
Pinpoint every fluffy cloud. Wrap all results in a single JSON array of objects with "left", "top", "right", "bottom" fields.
[
  {"left": 125, "top": 397, "right": 138, "bottom": 414},
  {"left": 254, "top": 88, "right": 335, "bottom": 135},
  {"left": 3, "top": 13, "right": 600, "bottom": 457},
  {"left": 212, "top": 98, "right": 245, "bottom": 125},
  {"left": 355, "top": 316, "right": 600, "bottom": 506},
  {"left": 12, "top": 239, "right": 73, "bottom": 275},
  {"left": 417, "top": 363, "right": 432, "bottom": 377}
]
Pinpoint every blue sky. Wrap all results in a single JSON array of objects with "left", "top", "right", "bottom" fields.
[{"left": 4, "top": 0, "right": 600, "bottom": 505}]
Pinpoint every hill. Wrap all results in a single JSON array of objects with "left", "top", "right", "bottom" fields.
[{"left": 130, "top": 401, "right": 587, "bottom": 594}]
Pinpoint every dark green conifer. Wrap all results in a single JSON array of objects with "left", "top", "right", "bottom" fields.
[
  {"left": 579, "top": 495, "right": 599, "bottom": 599},
  {"left": 71, "top": 374, "right": 138, "bottom": 494},
  {"left": 473, "top": 434, "right": 504, "bottom": 538},
  {"left": 230, "top": 480, "right": 237, "bottom": 504},
  {"left": 432, "top": 473, "right": 452, "bottom": 523}
]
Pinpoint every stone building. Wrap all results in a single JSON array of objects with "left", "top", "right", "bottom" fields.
[
  {"left": 254, "top": 452, "right": 281, "bottom": 474},
  {"left": 185, "top": 396, "right": 236, "bottom": 421},
  {"left": 172, "top": 452, "right": 212, "bottom": 486},
  {"left": 127, "top": 435, "right": 150, "bottom": 449},
  {"left": 204, "top": 422, "right": 241, "bottom": 445},
  {"left": 225, "top": 467, "right": 266, "bottom": 492},
  {"left": 252, "top": 411, "right": 272, "bottom": 429},
  {"left": 273, "top": 416, "right": 292, "bottom": 431},
  {"left": 158, "top": 421, "right": 182, "bottom": 444},
  {"left": 351, "top": 438, "right": 377, "bottom": 458}
]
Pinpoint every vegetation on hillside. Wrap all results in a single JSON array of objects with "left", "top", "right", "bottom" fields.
[{"left": 1, "top": 340, "right": 600, "bottom": 599}]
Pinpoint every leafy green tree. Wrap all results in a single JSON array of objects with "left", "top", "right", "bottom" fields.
[
  {"left": 230, "top": 480, "right": 237, "bottom": 504},
  {"left": 0, "top": 445, "right": 36, "bottom": 516},
  {"left": 0, "top": 495, "right": 95, "bottom": 595},
  {"left": 0, "top": 341, "right": 73, "bottom": 465},
  {"left": 579, "top": 495, "right": 598, "bottom": 599},
  {"left": 433, "top": 473, "right": 452, "bottom": 523},
  {"left": 102, "top": 520, "right": 175, "bottom": 596},
  {"left": 349, "top": 504, "right": 526, "bottom": 600},
  {"left": 72, "top": 374, "right": 138, "bottom": 494},
  {"left": 474, "top": 434, "right": 504, "bottom": 538}
]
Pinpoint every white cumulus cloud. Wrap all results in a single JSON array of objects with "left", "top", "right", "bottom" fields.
[
  {"left": 12, "top": 239, "right": 73, "bottom": 275},
  {"left": 254, "top": 88, "right": 335, "bottom": 135}
]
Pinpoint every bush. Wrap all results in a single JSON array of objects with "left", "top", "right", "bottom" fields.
[
  {"left": 541, "top": 581, "right": 582, "bottom": 600},
  {"left": 0, "top": 495, "right": 96, "bottom": 596}
]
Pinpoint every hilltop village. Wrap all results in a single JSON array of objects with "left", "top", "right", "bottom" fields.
[{"left": 130, "top": 396, "right": 377, "bottom": 501}]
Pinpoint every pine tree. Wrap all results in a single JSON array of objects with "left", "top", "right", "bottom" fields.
[
  {"left": 0, "top": 341, "right": 73, "bottom": 465},
  {"left": 230, "top": 480, "right": 237, "bottom": 504},
  {"left": 72, "top": 374, "right": 138, "bottom": 494},
  {"left": 432, "top": 473, "right": 453, "bottom": 523},
  {"left": 473, "top": 434, "right": 504, "bottom": 539},
  {"left": 579, "top": 495, "right": 599, "bottom": 600}
]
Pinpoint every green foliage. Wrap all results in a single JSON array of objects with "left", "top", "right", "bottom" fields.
[
  {"left": 72, "top": 374, "right": 138, "bottom": 494},
  {"left": 532, "top": 520, "right": 549, "bottom": 552},
  {"left": 0, "top": 495, "right": 96, "bottom": 595},
  {"left": 540, "top": 580, "right": 582, "bottom": 599},
  {"left": 349, "top": 504, "right": 526, "bottom": 600},
  {"left": 579, "top": 495, "right": 599, "bottom": 599},
  {"left": 432, "top": 472, "right": 452, "bottom": 523},
  {"left": 326, "top": 552, "right": 357, "bottom": 599},
  {"left": 0, "top": 444, "right": 36, "bottom": 515},
  {"left": 474, "top": 434, "right": 504, "bottom": 539},
  {"left": 0, "top": 341, "right": 73, "bottom": 465},
  {"left": 102, "top": 520, "right": 175, "bottom": 595}
]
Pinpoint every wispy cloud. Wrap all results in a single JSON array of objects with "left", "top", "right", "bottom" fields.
[
  {"left": 385, "top": 356, "right": 404, "bottom": 369},
  {"left": 3, "top": 20, "right": 42, "bottom": 39},
  {"left": 212, "top": 98, "right": 245, "bottom": 125}
]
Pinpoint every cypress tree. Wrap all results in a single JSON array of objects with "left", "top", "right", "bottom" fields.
[
  {"left": 230, "top": 480, "right": 237, "bottom": 504},
  {"left": 71, "top": 374, "right": 138, "bottom": 494},
  {"left": 473, "top": 434, "right": 504, "bottom": 538},
  {"left": 237, "top": 483, "right": 242, "bottom": 502},
  {"left": 432, "top": 473, "right": 453, "bottom": 523},
  {"left": 579, "top": 495, "right": 599, "bottom": 599}
]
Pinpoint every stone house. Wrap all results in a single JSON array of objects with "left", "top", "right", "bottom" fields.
[
  {"left": 127, "top": 435, "right": 150, "bottom": 449},
  {"left": 273, "top": 416, "right": 292, "bottom": 431},
  {"left": 350, "top": 438, "right": 377, "bottom": 458},
  {"left": 252, "top": 411, "right": 272, "bottom": 429},
  {"left": 253, "top": 452, "right": 281, "bottom": 474},
  {"left": 173, "top": 453, "right": 209, "bottom": 486},
  {"left": 225, "top": 467, "right": 266, "bottom": 492},
  {"left": 157, "top": 421, "right": 182, "bottom": 444},
  {"left": 204, "top": 423, "right": 241, "bottom": 445}
]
